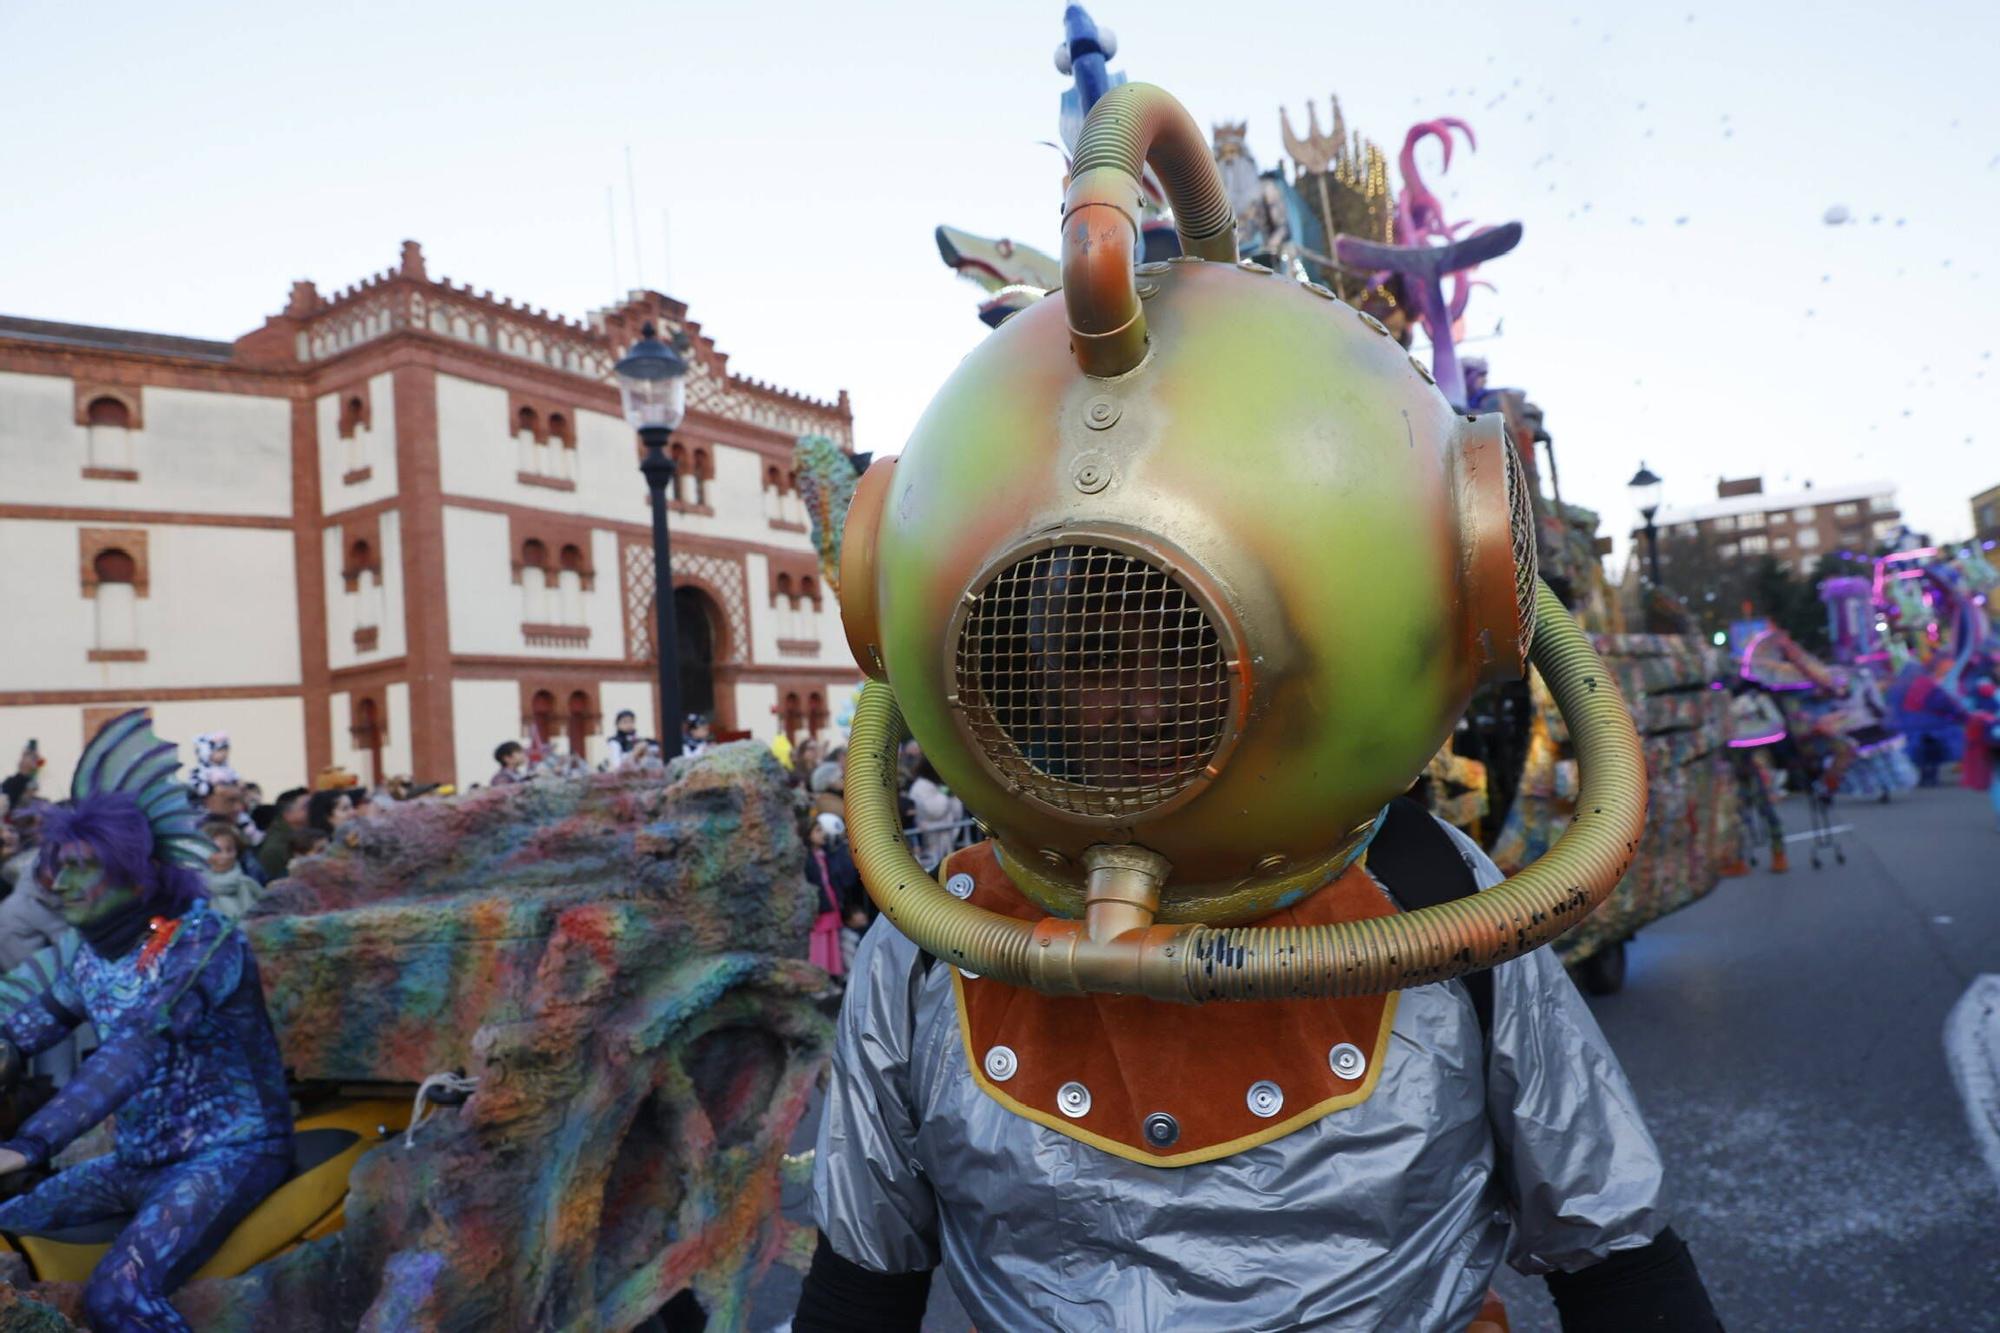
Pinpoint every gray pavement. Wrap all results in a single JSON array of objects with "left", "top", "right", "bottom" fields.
[
  {"left": 1497, "top": 783, "right": 2000, "bottom": 1331},
  {"left": 757, "top": 785, "right": 2000, "bottom": 1331}
]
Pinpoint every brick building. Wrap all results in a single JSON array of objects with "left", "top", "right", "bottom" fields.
[
  {"left": 0, "top": 241, "right": 864, "bottom": 792},
  {"left": 1635, "top": 475, "right": 1901, "bottom": 580},
  {"left": 1973, "top": 482, "right": 2000, "bottom": 550}
]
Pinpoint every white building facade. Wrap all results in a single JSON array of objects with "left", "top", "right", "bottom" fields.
[{"left": 0, "top": 242, "right": 864, "bottom": 792}]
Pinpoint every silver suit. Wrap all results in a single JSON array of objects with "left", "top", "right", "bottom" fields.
[{"left": 812, "top": 824, "right": 1668, "bottom": 1331}]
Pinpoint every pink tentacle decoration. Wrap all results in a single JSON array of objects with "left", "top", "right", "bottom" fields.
[{"left": 1395, "top": 118, "right": 1477, "bottom": 245}]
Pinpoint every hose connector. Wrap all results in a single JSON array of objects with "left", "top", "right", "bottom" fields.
[{"left": 1061, "top": 83, "right": 1238, "bottom": 378}]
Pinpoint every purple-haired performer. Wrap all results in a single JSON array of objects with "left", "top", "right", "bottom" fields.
[{"left": 0, "top": 713, "right": 291, "bottom": 1331}]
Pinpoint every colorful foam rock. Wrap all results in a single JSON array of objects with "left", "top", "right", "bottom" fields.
[{"left": 10, "top": 743, "right": 828, "bottom": 1331}]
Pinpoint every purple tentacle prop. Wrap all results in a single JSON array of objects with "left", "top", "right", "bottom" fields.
[
  {"left": 1396, "top": 118, "right": 1477, "bottom": 246},
  {"left": 1331, "top": 118, "right": 1516, "bottom": 409}
]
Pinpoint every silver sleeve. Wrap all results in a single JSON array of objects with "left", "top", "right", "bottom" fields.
[
  {"left": 1441, "top": 821, "right": 1670, "bottom": 1274},
  {"left": 808, "top": 915, "right": 942, "bottom": 1274}
]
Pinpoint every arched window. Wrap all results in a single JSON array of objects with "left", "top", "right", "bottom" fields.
[
  {"left": 530, "top": 689, "right": 557, "bottom": 750},
  {"left": 93, "top": 548, "right": 139, "bottom": 650},
  {"left": 784, "top": 470, "right": 802, "bottom": 524},
  {"left": 557, "top": 544, "right": 586, "bottom": 626},
  {"left": 765, "top": 464, "right": 783, "bottom": 521},
  {"left": 670, "top": 443, "right": 689, "bottom": 504},
  {"left": 782, "top": 691, "right": 805, "bottom": 742},
  {"left": 692, "top": 448, "right": 710, "bottom": 506},
  {"left": 548, "top": 413, "right": 575, "bottom": 480},
  {"left": 774, "top": 572, "right": 795, "bottom": 640},
  {"left": 353, "top": 697, "right": 384, "bottom": 786},
  {"left": 337, "top": 394, "right": 372, "bottom": 475},
  {"left": 348, "top": 539, "right": 382, "bottom": 632},
  {"left": 86, "top": 396, "right": 133, "bottom": 471},
  {"left": 520, "top": 539, "right": 549, "bottom": 623},
  {"left": 515, "top": 406, "right": 542, "bottom": 475},
  {"left": 87, "top": 397, "right": 130, "bottom": 428},
  {"left": 807, "top": 691, "right": 828, "bottom": 738},
  {"left": 566, "top": 690, "right": 593, "bottom": 759}
]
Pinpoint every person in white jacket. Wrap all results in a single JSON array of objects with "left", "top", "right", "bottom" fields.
[{"left": 905, "top": 754, "right": 964, "bottom": 872}]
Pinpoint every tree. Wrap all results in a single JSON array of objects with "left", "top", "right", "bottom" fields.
[{"left": 1649, "top": 537, "right": 1838, "bottom": 654}]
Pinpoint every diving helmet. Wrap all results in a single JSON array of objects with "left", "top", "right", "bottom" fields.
[{"left": 840, "top": 83, "right": 1645, "bottom": 1002}]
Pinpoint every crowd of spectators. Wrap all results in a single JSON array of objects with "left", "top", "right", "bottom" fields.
[
  {"left": 0, "top": 731, "right": 414, "bottom": 959},
  {"left": 762, "top": 728, "right": 980, "bottom": 986},
  {"left": 0, "top": 712, "right": 982, "bottom": 998}
]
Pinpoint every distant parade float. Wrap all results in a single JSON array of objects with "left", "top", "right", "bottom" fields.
[{"left": 1818, "top": 537, "right": 1999, "bottom": 783}]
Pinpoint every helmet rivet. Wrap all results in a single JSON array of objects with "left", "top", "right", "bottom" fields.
[
  {"left": 1246, "top": 1080, "right": 1284, "bottom": 1118},
  {"left": 1167, "top": 254, "right": 1204, "bottom": 263},
  {"left": 1057, "top": 1081, "right": 1093, "bottom": 1118},
  {"left": 1410, "top": 355, "right": 1436, "bottom": 384},
  {"left": 1084, "top": 396, "right": 1121, "bottom": 430},
  {"left": 1358, "top": 311, "right": 1392, "bottom": 337},
  {"left": 1328, "top": 1042, "right": 1367, "bottom": 1080},
  {"left": 945, "top": 873, "right": 976, "bottom": 900},
  {"left": 1303, "top": 281, "right": 1336, "bottom": 300},
  {"left": 1142, "top": 1112, "right": 1180, "bottom": 1148},
  {"left": 1237, "top": 259, "right": 1273, "bottom": 275},
  {"left": 1136, "top": 280, "right": 1160, "bottom": 299},
  {"left": 1038, "top": 848, "right": 1068, "bottom": 868},
  {"left": 1072, "top": 452, "right": 1112, "bottom": 494},
  {"left": 1135, "top": 260, "right": 1172, "bottom": 275},
  {"left": 984, "top": 1046, "right": 1018, "bottom": 1082},
  {"left": 1255, "top": 853, "right": 1288, "bottom": 874}
]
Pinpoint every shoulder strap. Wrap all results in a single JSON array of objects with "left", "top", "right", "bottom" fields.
[{"left": 1366, "top": 797, "right": 1493, "bottom": 1042}]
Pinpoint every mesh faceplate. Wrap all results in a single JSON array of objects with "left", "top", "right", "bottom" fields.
[
  {"left": 953, "top": 543, "right": 1234, "bottom": 817},
  {"left": 1504, "top": 442, "right": 1540, "bottom": 660}
]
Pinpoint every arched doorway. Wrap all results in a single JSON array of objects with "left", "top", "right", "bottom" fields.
[{"left": 673, "top": 586, "right": 718, "bottom": 725}]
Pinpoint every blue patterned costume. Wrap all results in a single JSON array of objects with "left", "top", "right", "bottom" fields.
[{"left": 0, "top": 906, "right": 292, "bottom": 1331}]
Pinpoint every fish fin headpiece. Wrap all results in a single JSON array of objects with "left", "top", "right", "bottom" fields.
[{"left": 70, "top": 710, "right": 209, "bottom": 872}]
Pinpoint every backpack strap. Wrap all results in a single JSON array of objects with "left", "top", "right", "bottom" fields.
[{"left": 1365, "top": 797, "right": 1494, "bottom": 1042}]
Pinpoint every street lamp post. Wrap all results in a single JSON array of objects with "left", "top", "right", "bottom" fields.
[
  {"left": 1628, "top": 462, "right": 1665, "bottom": 588},
  {"left": 616, "top": 322, "right": 692, "bottom": 759}
]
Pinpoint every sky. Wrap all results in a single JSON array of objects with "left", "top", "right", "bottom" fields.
[{"left": 4, "top": 1, "right": 1996, "bottom": 562}]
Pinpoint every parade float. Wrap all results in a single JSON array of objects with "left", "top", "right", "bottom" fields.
[
  {"left": 0, "top": 747, "right": 825, "bottom": 1332},
  {"left": 1820, "top": 540, "right": 1998, "bottom": 780}
]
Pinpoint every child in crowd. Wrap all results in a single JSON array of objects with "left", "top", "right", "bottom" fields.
[{"left": 200, "top": 820, "right": 264, "bottom": 921}]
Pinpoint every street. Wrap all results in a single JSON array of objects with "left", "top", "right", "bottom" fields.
[
  {"left": 755, "top": 785, "right": 2000, "bottom": 1332},
  {"left": 1496, "top": 783, "right": 2000, "bottom": 1331}
]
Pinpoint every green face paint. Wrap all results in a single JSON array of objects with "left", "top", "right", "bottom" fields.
[{"left": 50, "top": 845, "right": 138, "bottom": 928}]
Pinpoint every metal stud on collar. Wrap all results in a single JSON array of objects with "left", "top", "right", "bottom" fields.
[
  {"left": 984, "top": 1045, "right": 1018, "bottom": 1082},
  {"left": 1328, "top": 1043, "right": 1367, "bottom": 1080},
  {"left": 1057, "top": 1081, "right": 1093, "bottom": 1118},
  {"left": 1246, "top": 1080, "right": 1284, "bottom": 1118},
  {"left": 1142, "top": 1112, "right": 1180, "bottom": 1148},
  {"left": 945, "top": 873, "right": 976, "bottom": 900}
]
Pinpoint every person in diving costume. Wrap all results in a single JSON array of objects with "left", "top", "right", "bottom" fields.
[{"left": 798, "top": 85, "right": 1719, "bottom": 1332}]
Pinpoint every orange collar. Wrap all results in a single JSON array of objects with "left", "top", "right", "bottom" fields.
[{"left": 944, "top": 841, "right": 1402, "bottom": 1167}]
